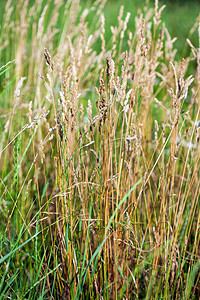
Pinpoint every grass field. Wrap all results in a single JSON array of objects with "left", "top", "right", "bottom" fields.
[{"left": 0, "top": 0, "right": 200, "bottom": 299}]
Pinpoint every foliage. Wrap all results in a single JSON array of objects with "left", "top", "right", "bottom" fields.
[{"left": 0, "top": 0, "right": 200, "bottom": 299}]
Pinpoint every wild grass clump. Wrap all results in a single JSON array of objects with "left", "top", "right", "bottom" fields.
[{"left": 0, "top": 0, "right": 200, "bottom": 299}]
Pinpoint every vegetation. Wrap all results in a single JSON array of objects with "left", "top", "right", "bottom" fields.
[{"left": 0, "top": 0, "right": 200, "bottom": 299}]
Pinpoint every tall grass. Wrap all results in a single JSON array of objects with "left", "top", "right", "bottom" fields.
[{"left": 0, "top": 0, "right": 200, "bottom": 299}]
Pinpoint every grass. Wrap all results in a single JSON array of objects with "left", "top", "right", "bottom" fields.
[{"left": 0, "top": 0, "right": 200, "bottom": 299}]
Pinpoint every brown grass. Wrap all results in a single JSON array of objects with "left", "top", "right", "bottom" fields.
[{"left": 0, "top": 0, "right": 200, "bottom": 299}]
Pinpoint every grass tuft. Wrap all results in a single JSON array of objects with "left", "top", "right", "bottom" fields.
[{"left": 0, "top": 0, "right": 200, "bottom": 299}]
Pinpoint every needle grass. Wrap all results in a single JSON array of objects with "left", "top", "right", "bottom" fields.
[{"left": 0, "top": 0, "right": 199, "bottom": 299}]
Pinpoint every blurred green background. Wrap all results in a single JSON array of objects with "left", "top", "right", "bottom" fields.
[
  {"left": 1, "top": 0, "right": 200, "bottom": 60},
  {"left": 83, "top": 0, "right": 200, "bottom": 59}
]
